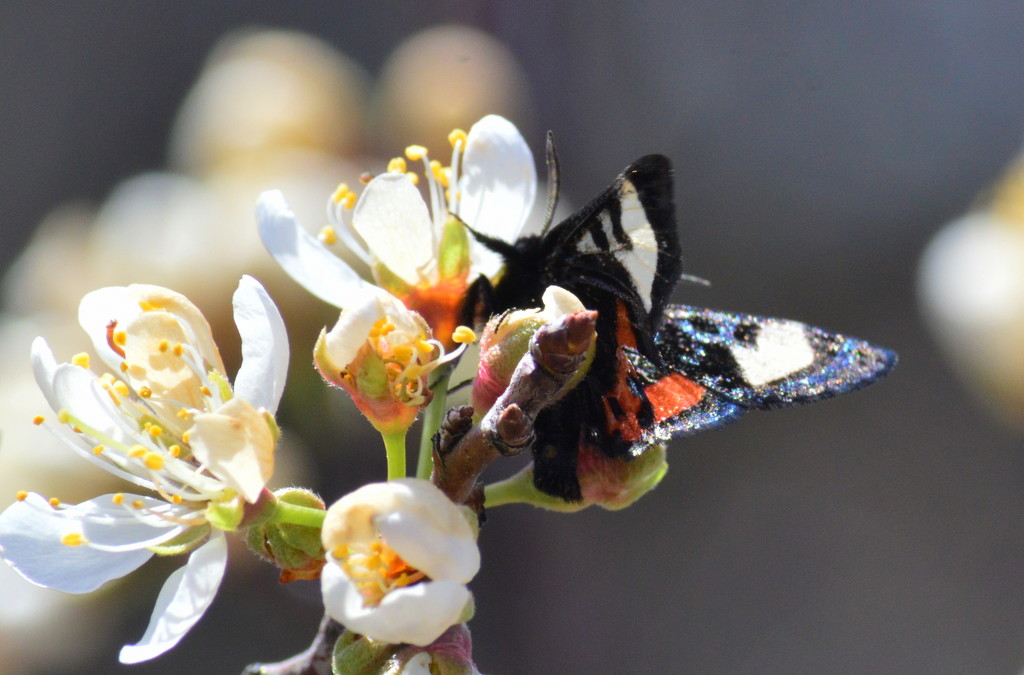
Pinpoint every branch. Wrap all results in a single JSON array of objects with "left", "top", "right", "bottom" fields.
[
  {"left": 431, "top": 309, "right": 597, "bottom": 504},
  {"left": 242, "top": 613, "right": 343, "bottom": 675}
]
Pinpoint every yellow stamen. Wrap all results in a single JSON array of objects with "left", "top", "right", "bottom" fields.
[
  {"left": 158, "top": 339, "right": 170, "bottom": 352},
  {"left": 132, "top": 500, "right": 144, "bottom": 509},
  {"left": 177, "top": 408, "right": 191, "bottom": 419},
  {"left": 439, "top": 167, "right": 452, "bottom": 188},
  {"left": 452, "top": 326, "right": 477, "bottom": 344},
  {"left": 112, "top": 493, "right": 124, "bottom": 505},
  {"left": 49, "top": 497, "right": 61, "bottom": 507},
  {"left": 169, "top": 444, "right": 182, "bottom": 457},
  {"left": 120, "top": 362, "right": 128, "bottom": 373},
  {"left": 200, "top": 386, "right": 212, "bottom": 397},
  {"left": 392, "top": 344, "right": 414, "bottom": 363},
  {"left": 71, "top": 352, "right": 90, "bottom": 368},
  {"left": 93, "top": 444, "right": 105, "bottom": 455},
  {"left": 171, "top": 494, "right": 182, "bottom": 504},
  {"left": 129, "top": 445, "right": 147, "bottom": 458},
  {"left": 113, "top": 381, "right": 131, "bottom": 397},
  {"left": 342, "top": 192, "right": 356, "bottom": 209},
  {"left": 406, "top": 172, "right": 419, "bottom": 186},
  {"left": 113, "top": 330, "right": 127, "bottom": 347},
  {"left": 144, "top": 453, "right": 165, "bottom": 471},
  {"left": 405, "top": 144, "right": 428, "bottom": 161},
  {"left": 182, "top": 430, "right": 191, "bottom": 444},
  {"left": 138, "top": 386, "right": 152, "bottom": 399},
  {"left": 61, "top": 533, "right": 87, "bottom": 547},
  {"left": 403, "top": 364, "right": 425, "bottom": 380},
  {"left": 387, "top": 157, "right": 407, "bottom": 174},
  {"left": 319, "top": 225, "right": 338, "bottom": 245},
  {"left": 172, "top": 343, "right": 184, "bottom": 356},
  {"left": 57, "top": 410, "right": 70, "bottom": 424},
  {"left": 16, "top": 491, "right": 28, "bottom": 501},
  {"left": 148, "top": 425, "right": 164, "bottom": 438},
  {"left": 415, "top": 339, "right": 435, "bottom": 355},
  {"left": 32, "top": 415, "right": 45, "bottom": 426},
  {"left": 138, "top": 300, "right": 161, "bottom": 312},
  {"left": 331, "top": 183, "right": 351, "bottom": 204},
  {"left": 448, "top": 128, "right": 468, "bottom": 149}
]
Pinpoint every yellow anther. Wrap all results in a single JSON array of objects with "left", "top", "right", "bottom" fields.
[
  {"left": 406, "top": 172, "right": 419, "bottom": 186},
  {"left": 169, "top": 444, "right": 182, "bottom": 457},
  {"left": 49, "top": 497, "right": 61, "bottom": 507},
  {"left": 113, "top": 381, "right": 131, "bottom": 397},
  {"left": 120, "top": 362, "right": 128, "bottom": 373},
  {"left": 138, "top": 300, "right": 161, "bottom": 312},
  {"left": 71, "top": 352, "right": 90, "bottom": 368},
  {"left": 331, "top": 183, "right": 351, "bottom": 204},
  {"left": 93, "top": 444, "right": 105, "bottom": 455},
  {"left": 342, "top": 192, "right": 356, "bottom": 209},
  {"left": 112, "top": 493, "right": 124, "bottom": 505},
  {"left": 177, "top": 408, "right": 191, "bottom": 419},
  {"left": 158, "top": 339, "right": 170, "bottom": 352},
  {"left": 403, "top": 364, "right": 425, "bottom": 380},
  {"left": 61, "top": 533, "right": 87, "bottom": 547},
  {"left": 138, "top": 386, "right": 152, "bottom": 399},
  {"left": 182, "top": 430, "right": 191, "bottom": 444},
  {"left": 319, "top": 225, "right": 338, "bottom": 245},
  {"left": 429, "top": 159, "right": 443, "bottom": 177},
  {"left": 16, "top": 491, "right": 28, "bottom": 501},
  {"left": 452, "top": 326, "right": 477, "bottom": 344},
  {"left": 405, "top": 144, "right": 428, "bottom": 161},
  {"left": 113, "top": 330, "right": 127, "bottom": 347},
  {"left": 171, "top": 494, "right": 182, "bottom": 504},
  {"left": 132, "top": 500, "right": 144, "bottom": 509},
  {"left": 148, "top": 425, "right": 164, "bottom": 438},
  {"left": 448, "top": 128, "right": 468, "bottom": 150},
  {"left": 172, "top": 343, "right": 184, "bottom": 357},
  {"left": 393, "top": 345, "right": 415, "bottom": 364},
  {"left": 57, "top": 410, "right": 70, "bottom": 424},
  {"left": 32, "top": 415, "right": 45, "bottom": 426},
  {"left": 415, "top": 339, "right": 435, "bottom": 355},
  {"left": 387, "top": 157, "right": 407, "bottom": 174},
  {"left": 144, "top": 453, "right": 165, "bottom": 471},
  {"left": 439, "top": 167, "right": 452, "bottom": 188},
  {"left": 200, "top": 386, "right": 212, "bottom": 397},
  {"left": 332, "top": 545, "right": 348, "bottom": 559},
  {"left": 129, "top": 445, "right": 147, "bottom": 458}
]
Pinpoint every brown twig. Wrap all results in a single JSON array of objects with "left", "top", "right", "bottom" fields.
[
  {"left": 241, "top": 613, "right": 343, "bottom": 675},
  {"left": 431, "top": 310, "right": 597, "bottom": 505}
]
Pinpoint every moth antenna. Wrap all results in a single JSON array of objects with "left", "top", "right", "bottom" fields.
[
  {"left": 539, "top": 130, "right": 561, "bottom": 236},
  {"left": 679, "top": 273, "right": 712, "bottom": 287}
]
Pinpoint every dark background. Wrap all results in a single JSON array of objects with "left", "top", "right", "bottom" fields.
[{"left": 2, "top": 2, "right": 1024, "bottom": 673}]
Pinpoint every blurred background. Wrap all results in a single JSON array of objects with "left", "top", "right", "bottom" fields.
[{"left": 2, "top": 2, "right": 1023, "bottom": 673}]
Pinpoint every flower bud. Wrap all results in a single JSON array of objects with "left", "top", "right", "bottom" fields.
[{"left": 245, "top": 488, "right": 326, "bottom": 582}]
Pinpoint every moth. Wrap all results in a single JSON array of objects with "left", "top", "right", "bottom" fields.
[{"left": 469, "top": 145, "right": 896, "bottom": 501}]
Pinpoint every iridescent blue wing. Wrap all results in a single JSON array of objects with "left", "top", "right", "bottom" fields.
[{"left": 655, "top": 305, "right": 897, "bottom": 409}]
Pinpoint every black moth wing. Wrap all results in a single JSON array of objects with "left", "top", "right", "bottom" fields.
[
  {"left": 656, "top": 305, "right": 898, "bottom": 408},
  {"left": 485, "top": 154, "right": 682, "bottom": 363}
]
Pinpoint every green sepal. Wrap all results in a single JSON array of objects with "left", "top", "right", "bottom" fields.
[
  {"left": 245, "top": 488, "right": 326, "bottom": 580},
  {"left": 373, "top": 262, "right": 413, "bottom": 298},
  {"left": 205, "top": 493, "right": 245, "bottom": 531},
  {"left": 332, "top": 632, "right": 393, "bottom": 675},
  {"left": 437, "top": 216, "right": 471, "bottom": 280},
  {"left": 207, "top": 370, "right": 234, "bottom": 403},
  {"left": 149, "top": 523, "right": 211, "bottom": 556}
]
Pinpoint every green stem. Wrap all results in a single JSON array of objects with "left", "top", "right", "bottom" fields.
[
  {"left": 416, "top": 370, "right": 451, "bottom": 480},
  {"left": 272, "top": 501, "right": 326, "bottom": 529},
  {"left": 382, "top": 430, "right": 408, "bottom": 480}
]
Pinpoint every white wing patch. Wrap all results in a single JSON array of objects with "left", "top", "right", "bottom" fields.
[
  {"left": 616, "top": 181, "right": 658, "bottom": 311},
  {"left": 731, "top": 321, "right": 815, "bottom": 386}
]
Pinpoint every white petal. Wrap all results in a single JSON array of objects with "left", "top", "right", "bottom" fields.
[
  {"left": 76, "top": 494, "right": 188, "bottom": 552},
  {"left": 51, "top": 364, "right": 135, "bottom": 447},
  {"left": 458, "top": 114, "right": 537, "bottom": 277},
  {"left": 231, "top": 275, "right": 289, "bottom": 413},
  {"left": 352, "top": 173, "right": 435, "bottom": 285},
  {"left": 257, "top": 190, "right": 373, "bottom": 308},
  {"left": 322, "top": 287, "right": 396, "bottom": 371},
  {"left": 377, "top": 510, "right": 479, "bottom": 583},
  {"left": 190, "top": 398, "right": 275, "bottom": 503},
  {"left": 30, "top": 336, "right": 60, "bottom": 412},
  {"left": 118, "top": 533, "right": 227, "bottom": 664},
  {"left": 541, "top": 286, "right": 586, "bottom": 320},
  {"left": 78, "top": 286, "right": 142, "bottom": 372},
  {"left": 321, "top": 561, "right": 469, "bottom": 647},
  {"left": 0, "top": 493, "right": 154, "bottom": 593}
]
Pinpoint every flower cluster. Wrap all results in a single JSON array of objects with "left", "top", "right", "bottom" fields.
[{"left": 0, "top": 115, "right": 661, "bottom": 672}]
